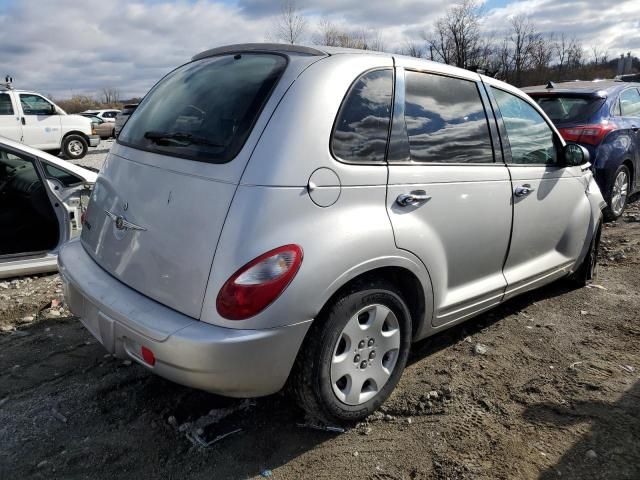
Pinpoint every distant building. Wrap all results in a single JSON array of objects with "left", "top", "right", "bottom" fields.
[{"left": 617, "top": 52, "right": 633, "bottom": 75}]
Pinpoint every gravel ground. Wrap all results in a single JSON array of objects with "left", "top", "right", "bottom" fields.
[
  {"left": 67, "top": 139, "right": 113, "bottom": 171},
  {"left": 0, "top": 159, "right": 639, "bottom": 479}
]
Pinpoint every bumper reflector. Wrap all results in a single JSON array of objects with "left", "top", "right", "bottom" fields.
[{"left": 141, "top": 346, "right": 156, "bottom": 366}]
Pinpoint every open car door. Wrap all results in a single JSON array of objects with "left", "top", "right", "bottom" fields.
[{"left": 0, "top": 137, "right": 96, "bottom": 279}]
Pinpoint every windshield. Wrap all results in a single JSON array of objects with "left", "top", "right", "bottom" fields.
[
  {"left": 118, "top": 53, "right": 287, "bottom": 163},
  {"left": 532, "top": 95, "right": 605, "bottom": 124}
]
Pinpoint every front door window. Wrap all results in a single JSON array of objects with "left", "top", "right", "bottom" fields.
[{"left": 0, "top": 148, "right": 59, "bottom": 256}]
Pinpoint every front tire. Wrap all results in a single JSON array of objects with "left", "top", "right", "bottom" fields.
[
  {"left": 62, "top": 134, "right": 88, "bottom": 160},
  {"left": 604, "top": 165, "right": 630, "bottom": 221},
  {"left": 291, "top": 279, "right": 412, "bottom": 425},
  {"left": 570, "top": 220, "right": 601, "bottom": 287}
]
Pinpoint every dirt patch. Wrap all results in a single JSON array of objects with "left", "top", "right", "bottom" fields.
[{"left": 1, "top": 199, "right": 639, "bottom": 480}]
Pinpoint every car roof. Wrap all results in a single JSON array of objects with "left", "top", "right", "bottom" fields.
[
  {"left": 195, "top": 42, "right": 463, "bottom": 61},
  {"left": 523, "top": 80, "right": 639, "bottom": 96},
  {"left": 192, "top": 42, "right": 478, "bottom": 79},
  {"left": 0, "top": 87, "right": 50, "bottom": 95}
]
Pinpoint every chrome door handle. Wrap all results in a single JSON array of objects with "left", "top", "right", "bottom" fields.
[
  {"left": 514, "top": 184, "right": 535, "bottom": 197},
  {"left": 396, "top": 190, "right": 431, "bottom": 207}
]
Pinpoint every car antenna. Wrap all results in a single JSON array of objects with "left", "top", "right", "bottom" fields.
[{"left": 546, "top": 81, "right": 556, "bottom": 89}]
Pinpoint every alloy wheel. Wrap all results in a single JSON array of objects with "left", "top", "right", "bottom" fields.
[{"left": 611, "top": 170, "right": 629, "bottom": 217}]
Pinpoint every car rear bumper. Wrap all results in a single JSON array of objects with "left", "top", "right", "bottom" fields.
[
  {"left": 58, "top": 238, "right": 312, "bottom": 397},
  {"left": 88, "top": 135, "right": 101, "bottom": 147}
]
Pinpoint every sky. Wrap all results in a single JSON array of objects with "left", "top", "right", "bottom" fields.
[{"left": 0, "top": 0, "right": 638, "bottom": 99}]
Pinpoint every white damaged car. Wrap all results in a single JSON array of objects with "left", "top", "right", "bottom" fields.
[{"left": 0, "top": 137, "right": 96, "bottom": 279}]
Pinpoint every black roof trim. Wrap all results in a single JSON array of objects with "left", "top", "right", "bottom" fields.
[{"left": 192, "top": 43, "right": 327, "bottom": 61}]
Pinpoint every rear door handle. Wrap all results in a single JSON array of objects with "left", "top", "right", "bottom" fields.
[
  {"left": 396, "top": 190, "right": 431, "bottom": 207},
  {"left": 514, "top": 184, "right": 535, "bottom": 197},
  {"left": 21, "top": 117, "right": 25, "bottom": 125}
]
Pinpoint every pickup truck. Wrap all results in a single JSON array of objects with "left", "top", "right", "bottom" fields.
[{"left": 0, "top": 82, "right": 100, "bottom": 159}]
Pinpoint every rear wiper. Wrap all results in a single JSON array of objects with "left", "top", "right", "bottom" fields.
[{"left": 144, "top": 131, "right": 225, "bottom": 147}]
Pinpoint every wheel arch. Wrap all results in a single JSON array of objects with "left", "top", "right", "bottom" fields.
[
  {"left": 62, "top": 130, "right": 90, "bottom": 142},
  {"left": 622, "top": 158, "right": 635, "bottom": 191},
  {"left": 315, "top": 262, "right": 432, "bottom": 341}
]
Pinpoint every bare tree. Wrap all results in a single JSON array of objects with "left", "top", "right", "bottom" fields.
[
  {"left": 313, "top": 19, "right": 384, "bottom": 51},
  {"left": 508, "top": 15, "right": 541, "bottom": 86},
  {"left": 401, "top": 40, "right": 424, "bottom": 58},
  {"left": 531, "top": 33, "right": 555, "bottom": 72},
  {"left": 555, "top": 33, "right": 580, "bottom": 74},
  {"left": 567, "top": 39, "right": 584, "bottom": 69},
  {"left": 271, "top": 0, "right": 307, "bottom": 45},
  {"left": 590, "top": 45, "right": 608, "bottom": 65},
  {"left": 101, "top": 87, "right": 120, "bottom": 105},
  {"left": 425, "top": 0, "right": 485, "bottom": 69}
]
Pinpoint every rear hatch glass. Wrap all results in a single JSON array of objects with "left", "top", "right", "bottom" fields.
[
  {"left": 81, "top": 53, "right": 290, "bottom": 319},
  {"left": 118, "top": 53, "right": 287, "bottom": 163},
  {"left": 530, "top": 94, "right": 605, "bottom": 124}
]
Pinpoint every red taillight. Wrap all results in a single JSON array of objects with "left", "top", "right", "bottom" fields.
[
  {"left": 216, "top": 244, "right": 303, "bottom": 320},
  {"left": 141, "top": 346, "right": 155, "bottom": 366},
  {"left": 558, "top": 123, "right": 616, "bottom": 146}
]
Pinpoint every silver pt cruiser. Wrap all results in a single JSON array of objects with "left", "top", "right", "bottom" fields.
[{"left": 59, "top": 43, "right": 605, "bottom": 424}]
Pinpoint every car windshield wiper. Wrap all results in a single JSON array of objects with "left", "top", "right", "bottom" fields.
[{"left": 144, "top": 131, "right": 225, "bottom": 148}]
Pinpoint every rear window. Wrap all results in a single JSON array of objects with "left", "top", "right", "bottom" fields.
[
  {"left": 531, "top": 95, "right": 605, "bottom": 123},
  {"left": 118, "top": 53, "right": 287, "bottom": 163},
  {"left": 331, "top": 69, "right": 393, "bottom": 164}
]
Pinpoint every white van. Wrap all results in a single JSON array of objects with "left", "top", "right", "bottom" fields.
[{"left": 0, "top": 81, "right": 99, "bottom": 159}]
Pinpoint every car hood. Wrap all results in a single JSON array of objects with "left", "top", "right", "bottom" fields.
[{"left": 60, "top": 114, "right": 93, "bottom": 129}]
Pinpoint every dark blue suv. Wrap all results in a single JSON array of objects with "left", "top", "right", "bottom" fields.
[{"left": 524, "top": 81, "right": 640, "bottom": 220}]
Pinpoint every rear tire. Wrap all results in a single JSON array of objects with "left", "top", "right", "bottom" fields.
[
  {"left": 290, "top": 279, "right": 412, "bottom": 425},
  {"left": 604, "top": 165, "right": 630, "bottom": 221},
  {"left": 62, "top": 134, "right": 88, "bottom": 160},
  {"left": 570, "top": 219, "right": 601, "bottom": 287}
]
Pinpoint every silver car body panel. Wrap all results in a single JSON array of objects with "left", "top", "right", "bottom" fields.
[
  {"left": 59, "top": 238, "right": 310, "bottom": 397},
  {"left": 59, "top": 47, "right": 605, "bottom": 397}
]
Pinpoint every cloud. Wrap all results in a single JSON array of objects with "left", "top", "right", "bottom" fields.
[
  {"left": 483, "top": 0, "right": 640, "bottom": 55},
  {"left": 0, "top": 0, "right": 637, "bottom": 99},
  {"left": 0, "top": 0, "right": 271, "bottom": 98}
]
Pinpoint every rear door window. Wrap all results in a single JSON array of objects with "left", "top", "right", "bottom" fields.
[
  {"left": 331, "top": 69, "right": 393, "bottom": 164},
  {"left": 118, "top": 53, "right": 287, "bottom": 164},
  {"left": 403, "top": 71, "right": 493, "bottom": 163},
  {"left": 620, "top": 88, "right": 640, "bottom": 117},
  {"left": 492, "top": 88, "right": 558, "bottom": 166}
]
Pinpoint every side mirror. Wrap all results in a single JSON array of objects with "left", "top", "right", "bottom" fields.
[
  {"left": 563, "top": 143, "right": 590, "bottom": 167},
  {"left": 49, "top": 104, "right": 57, "bottom": 115}
]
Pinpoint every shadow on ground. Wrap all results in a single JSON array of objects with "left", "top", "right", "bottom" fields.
[{"left": 524, "top": 380, "right": 640, "bottom": 479}]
